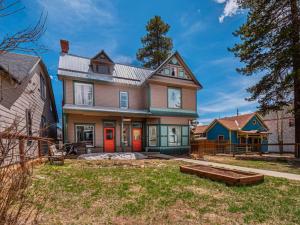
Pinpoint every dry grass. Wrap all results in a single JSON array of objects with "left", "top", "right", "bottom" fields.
[{"left": 27, "top": 159, "right": 300, "bottom": 225}]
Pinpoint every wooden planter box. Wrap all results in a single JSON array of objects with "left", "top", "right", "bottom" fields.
[{"left": 180, "top": 165, "right": 264, "bottom": 185}]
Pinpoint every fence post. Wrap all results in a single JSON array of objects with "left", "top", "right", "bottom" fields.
[{"left": 19, "top": 139, "right": 25, "bottom": 169}]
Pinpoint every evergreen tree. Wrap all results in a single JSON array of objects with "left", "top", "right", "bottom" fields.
[
  {"left": 229, "top": 0, "right": 300, "bottom": 157},
  {"left": 137, "top": 16, "right": 173, "bottom": 69}
]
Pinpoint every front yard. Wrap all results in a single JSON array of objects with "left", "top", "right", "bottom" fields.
[{"left": 29, "top": 159, "right": 300, "bottom": 224}]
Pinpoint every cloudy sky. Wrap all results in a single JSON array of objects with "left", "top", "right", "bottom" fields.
[{"left": 2, "top": 0, "right": 258, "bottom": 126}]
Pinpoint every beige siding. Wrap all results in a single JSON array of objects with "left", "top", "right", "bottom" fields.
[
  {"left": 160, "top": 117, "right": 191, "bottom": 125},
  {"left": 64, "top": 79, "right": 73, "bottom": 104}
]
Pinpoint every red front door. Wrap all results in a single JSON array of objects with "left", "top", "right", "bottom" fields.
[
  {"left": 104, "top": 128, "right": 115, "bottom": 152},
  {"left": 132, "top": 128, "right": 142, "bottom": 152}
]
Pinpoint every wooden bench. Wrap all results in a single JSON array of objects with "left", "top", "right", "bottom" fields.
[{"left": 48, "top": 144, "right": 66, "bottom": 165}]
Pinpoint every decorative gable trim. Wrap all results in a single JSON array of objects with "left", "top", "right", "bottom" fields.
[
  {"left": 91, "top": 50, "right": 114, "bottom": 64},
  {"left": 144, "top": 51, "right": 203, "bottom": 88},
  {"left": 241, "top": 113, "right": 269, "bottom": 131}
]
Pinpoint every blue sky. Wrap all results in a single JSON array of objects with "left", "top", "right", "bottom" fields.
[{"left": 1, "top": 0, "right": 260, "bottom": 126}]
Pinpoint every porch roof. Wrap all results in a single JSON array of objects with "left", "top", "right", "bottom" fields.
[{"left": 63, "top": 104, "right": 151, "bottom": 115}]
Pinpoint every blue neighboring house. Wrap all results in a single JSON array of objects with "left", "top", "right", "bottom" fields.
[{"left": 195, "top": 113, "right": 269, "bottom": 152}]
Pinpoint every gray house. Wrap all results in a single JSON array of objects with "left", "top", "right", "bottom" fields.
[{"left": 0, "top": 52, "right": 58, "bottom": 157}]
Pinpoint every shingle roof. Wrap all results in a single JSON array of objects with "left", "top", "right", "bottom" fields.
[
  {"left": 217, "top": 113, "right": 256, "bottom": 130},
  {"left": 0, "top": 52, "right": 40, "bottom": 83},
  {"left": 58, "top": 53, "right": 153, "bottom": 86},
  {"left": 193, "top": 125, "right": 208, "bottom": 134}
]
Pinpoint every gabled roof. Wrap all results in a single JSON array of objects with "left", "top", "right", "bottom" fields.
[
  {"left": 206, "top": 112, "right": 268, "bottom": 132},
  {"left": 145, "top": 51, "right": 203, "bottom": 88},
  {"left": 0, "top": 52, "right": 40, "bottom": 83},
  {"left": 193, "top": 125, "right": 208, "bottom": 134}
]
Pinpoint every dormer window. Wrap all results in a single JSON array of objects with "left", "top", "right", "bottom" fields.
[{"left": 90, "top": 50, "right": 114, "bottom": 75}]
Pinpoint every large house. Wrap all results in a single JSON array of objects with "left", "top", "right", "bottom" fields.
[
  {"left": 58, "top": 40, "right": 202, "bottom": 154},
  {"left": 263, "top": 106, "right": 295, "bottom": 152},
  {"left": 193, "top": 113, "right": 269, "bottom": 148},
  {"left": 0, "top": 52, "right": 58, "bottom": 156}
]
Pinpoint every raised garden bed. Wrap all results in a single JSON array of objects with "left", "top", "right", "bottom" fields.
[{"left": 180, "top": 165, "right": 264, "bottom": 185}]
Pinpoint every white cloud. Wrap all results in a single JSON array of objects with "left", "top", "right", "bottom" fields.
[{"left": 216, "top": 0, "right": 241, "bottom": 23}]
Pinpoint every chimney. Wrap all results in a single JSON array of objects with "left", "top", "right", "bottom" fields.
[{"left": 60, "top": 39, "right": 69, "bottom": 54}]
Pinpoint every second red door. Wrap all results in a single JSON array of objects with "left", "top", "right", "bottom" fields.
[
  {"left": 104, "top": 128, "right": 115, "bottom": 152},
  {"left": 132, "top": 128, "right": 142, "bottom": 152}
]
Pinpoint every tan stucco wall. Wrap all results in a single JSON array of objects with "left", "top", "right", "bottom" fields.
[
  {"left": 150, "top": 83, "right": 196, "bottom": 110},
  {"left": 64, "top": 80, "right": 147, "bottom": 109}
]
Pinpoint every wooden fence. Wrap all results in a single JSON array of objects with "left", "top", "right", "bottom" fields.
[
  {"left": 191, "top": 140, "right": 300, "bottom": 158},
  {"left": 0, "top": 132, "right": 54, "bottom": 168}
]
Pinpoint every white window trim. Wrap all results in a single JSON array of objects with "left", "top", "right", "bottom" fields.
[
  {"left": 120, "top": 91, "right": 129, "bottom": 109},
  {"left": 74, "top": 82, "right": 94, "bottom": 106},
  {"left": 75, "top": 124, "right": 95, "bottom": 147}
]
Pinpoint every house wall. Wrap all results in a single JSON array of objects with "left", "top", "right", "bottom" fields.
[
  {"left": 207, "top": 122, "right": 230, "bottom": 141},
  {"left": 64, "top": 79, "right": 147, "bottom": 110},
  {"left": 160, "top": 116, "right": 191, "bottom": 125},
  {"left": 0, "top": 63, "right": 57, "bottom": 158},
  {"left": 263, "top": 109, "right": 295, "bottom": 152},
  {"left": 149, "top": 83, "right": 196, "bottom": 110}
]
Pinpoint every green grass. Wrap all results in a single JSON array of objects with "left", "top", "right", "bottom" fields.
[
  {"left": 204, "top": 156, "right": 300, "bottom": 175},
  {"left": 29, "top": 159, "right": 300, "bottom": 224}
]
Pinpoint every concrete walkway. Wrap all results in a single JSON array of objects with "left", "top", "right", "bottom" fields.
[
  {"left": 150, "top": 154, "right": 300, "bottom": 181},
  {"left": 175, "top": 158, "right": 300, "bottom": 181}
]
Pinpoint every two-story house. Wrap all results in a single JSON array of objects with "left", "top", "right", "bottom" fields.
[
  {"left": 58, "top": 40, "right": 202, "bottom": 154},
  {"left": 0, "top": 52, "right": 58, "bottom": 157}
]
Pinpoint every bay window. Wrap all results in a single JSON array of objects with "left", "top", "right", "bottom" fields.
[
  {"left": 168, "top": 88, "right": 181, "bottom": 108},
  {"left": 168, "top": 126, "right": 181, "bottom": 146},
  {"left": 75, "top": 124, "right": 94, "bottom": 147},
  {"left": 74, "top": 82, "right": 93, "bottom": 105}
]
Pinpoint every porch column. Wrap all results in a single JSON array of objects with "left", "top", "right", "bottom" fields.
[
  {"left": 121, "top": 117, "right": 124, "bottom": 152},
  {"left": 246, "top": 134, "right": 248, "bottom": 152}
]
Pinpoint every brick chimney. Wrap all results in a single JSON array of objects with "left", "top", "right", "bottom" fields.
[{"left": 60, "top": 39, "right": 69, "bottom": 54}]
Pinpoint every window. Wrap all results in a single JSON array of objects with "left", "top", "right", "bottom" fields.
[
  {"left": 168, "top": 88, "right": 181, "bottom": 108},
  {"left": 168, "top": 126, "right": 181, "bottom": 146},
  {"left": 149, "top": 126, "right": 157, "bottom": 146},
  {"left": 96, "top": 65, "right": 110, "bottom": 74},
  {"left": 41, "top": 116, "right": 47, "bottom": 136},
  {"left": 218, "top": 135, "right": 224, "bottom": 141},
  {"left": 75, "top": 124, "right": 94, "bottom": 147},
  {"left": 252, "top": 119, "right": 257, "bottom": 125},
  {"left": 120, "top": 91, "right": 128, "bottom": 109},
  {"left": 179, "top": 69, "right": 185, "bottom": 78},
  {"left": 171, "top": 67, "right": 177, "bottom": 76},
  {"left": 289, "top": 118, "right": 295, "bottom": 127},
  {"left": 26, "top": 109, "right": 32, "bottom": 145},
  {"left": 164, "top": 68, "right": 170, "bottom": 75},
  {"left": 74, "top": 82, "right": 93, "bottom": 105},
  {"left": 171, "top": 57, "right": 178, "bottom": 65},
  {"left": 40, "top": 74, "right": 46, "bottom": 99}
]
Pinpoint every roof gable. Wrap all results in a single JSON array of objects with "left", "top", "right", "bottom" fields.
[
  {"left": 242, "top": 114, "right": 268, "bottom": 131},
  {"left": 145, "top": 51, "right": 202, "bottom": 88},
  {"left": 91, "top": 50, "right": 114, "bottom": 64}
]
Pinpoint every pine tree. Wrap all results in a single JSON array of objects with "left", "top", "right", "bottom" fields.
[
  {"left": 137, "top": 16, "right": 173, "bottom": 69},
  {"left": 229, "top": 0, "right": 300, "bottom": 157}
]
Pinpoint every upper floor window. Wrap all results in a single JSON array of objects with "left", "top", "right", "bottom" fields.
[
  {"left": 95, "top": 64, "right": 110, "bottom": 74},
  {"left": 74, "top": 82, "right": 93, "bottom": 106},
  {"left": 168, "top": 88, "right": 181, "bottom": 108},
  {"left": 40, "top": 74, "right": 46, "bottom": 100},
  {"left": 26, "top": 109, "right": 32, "bottom": 145},
  {"left": 179, "top": 69, "right": 185, "bottom": 78},
  {"left": 120, "top": 91, "right": 128, "bottom": 109},
  {"left": 289, "top": 118, "right": 295, "bottom": 127},
  {"left": 171, "top": 67, "right": 177, "bottom": 76}
]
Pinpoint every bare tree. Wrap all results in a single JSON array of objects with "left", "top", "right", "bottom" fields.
[{"left": 0, "top": 0, "right": 47, "bottom": 54}]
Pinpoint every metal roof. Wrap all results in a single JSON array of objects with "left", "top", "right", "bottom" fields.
[
  {"left": 0, "top": 52, "right": 40, "bottom": 83},
  {"left": 58, "top": 54, "right": 153, "bottom": 86}
]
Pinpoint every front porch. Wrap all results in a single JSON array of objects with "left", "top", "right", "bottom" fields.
[{"left": 63, "top": 112, "right": 191, "bottom": 154}]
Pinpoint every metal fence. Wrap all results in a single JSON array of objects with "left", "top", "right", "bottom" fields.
[{"left": 191, "top": 140, "right": 300, "bottom": 158}]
